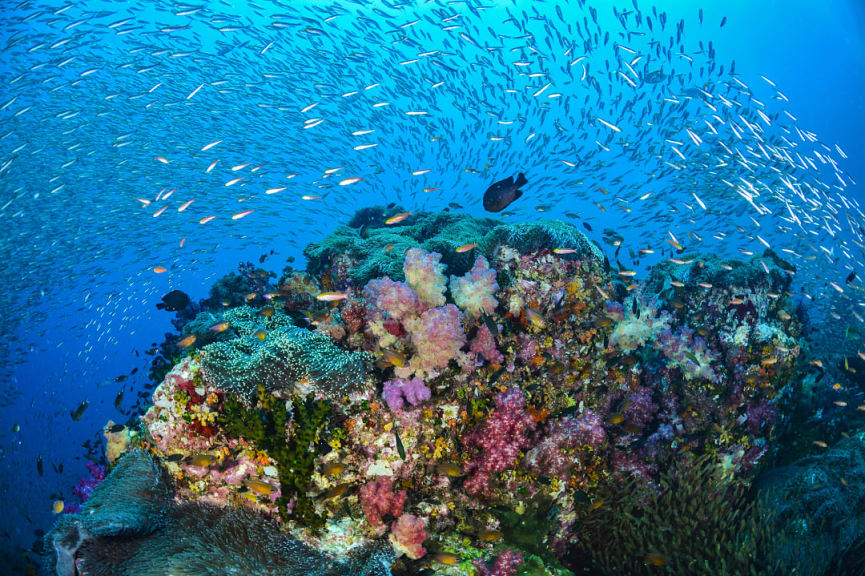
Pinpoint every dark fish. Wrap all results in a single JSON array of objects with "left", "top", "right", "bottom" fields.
[
  {"left": 583, "top": 222, "right": 593, "bottom": 232},
  {"left": 720, "top": 16, "right": 727, "bottom": 27},
  {"left": 37, "top": 455, "right": 43, "bottom": 476},
  {"left": 70, "top": 400, "right": 89, "bottom": 421},
  {"left": 847, "top": 270, "right": 856, "bottom": 284},
  {"left": 483, "top": 173, "right": 527, "bottom": 212},
  {"left": 109, "top": 423, "right": 125, "bottom": 433},
  {"left": 166, "top": 453, "right": 184, "bottom": 462},
  {"left": 156, "top": 290, "right": 190, "bottom": 312},
  {"left": 394, "top": 428, "right": 406, "bottom": 460}
]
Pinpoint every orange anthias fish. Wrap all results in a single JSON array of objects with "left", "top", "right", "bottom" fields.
[
  {"left": 176, "top": 334, "right": 196, "bottom": 348},
  {"left": 385, "top": 211, "right": 411, "bottom": 225},
  {"left": 455, "top": 243, "right": 477, "bottom": 253}
]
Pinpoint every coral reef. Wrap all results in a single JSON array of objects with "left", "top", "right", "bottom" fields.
[{"left": 55, "top": 209, "right": 818, "bottom": 575}]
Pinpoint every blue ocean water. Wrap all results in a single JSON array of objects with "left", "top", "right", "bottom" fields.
[{"left": 0, "top": 0, "right": 863, "bottom": 573}]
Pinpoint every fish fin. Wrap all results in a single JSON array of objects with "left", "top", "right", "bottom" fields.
[
  {"left": 515, "top": 172, "right": 528, "bottom": 187},
  {"left": 155, "top": 303, "right": 165, "bottom": 310},
  {"left": 514, "top": 189, "right": 523, "bottom": 199}
]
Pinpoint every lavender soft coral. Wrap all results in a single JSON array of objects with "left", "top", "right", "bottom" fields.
[{"left": 382, "top": 377, "right": 431, "bottom": 411}]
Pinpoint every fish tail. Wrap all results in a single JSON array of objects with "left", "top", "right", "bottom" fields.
[{"left": 515, "top": 172, "right": 528, "bottom": 187}]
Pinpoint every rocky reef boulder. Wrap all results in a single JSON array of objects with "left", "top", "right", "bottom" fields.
[{"left": 43, "top": 450, "right": 393, "bottom": 576}]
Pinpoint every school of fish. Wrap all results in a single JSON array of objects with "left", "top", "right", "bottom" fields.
[{"left": 0, "top": 0, "right": 860, "bottom": 406}]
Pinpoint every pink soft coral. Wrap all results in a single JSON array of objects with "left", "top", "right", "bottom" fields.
[
  {"left": 463, "top": 387, "right": 537, "bottom": 495},
  {"left": 362, "top": 276, "right": 424, "bottom": 320},
  {"left": 360, "top": 476, "right": 406, "bottom": 527},
  {"left": 403, "top": 247, "right": 447, "bottom": 306},
  {"left": 470, "top": 323, "right": 504, "bottom": 365},
  {"left": 450, "top": 255, "right": 499, "bottom": 318},
  {"left": 389, "top": 514, "right": 427, "bottom": 559},
  {"left": 406, "top": 304, "right": 466, "bottom": 375}
]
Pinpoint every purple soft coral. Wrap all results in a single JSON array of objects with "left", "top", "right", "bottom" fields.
[{"left": 382, "top": 377, "right": 431, "bottom": 411}]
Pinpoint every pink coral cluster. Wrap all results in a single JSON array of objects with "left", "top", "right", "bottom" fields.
[
  {"left": 382, "top": 377, "right": 431, "bottom": 411},
  {"left": 450, "top": 255, "right": 499, "bottom": 318},
  {"left": 463, "top": 387, "right": 537, "bottom": 495},
  {"left": 360, "top": 476, "right": 406, "bottom": 527},
  {"left": 473, "top": 550, "right": 524, "bottom": 576},
  {"left": 403, "top": 247, "right": 447, "bottom": 306},
  {"left": 470, "top": 323, "right": 504, "bottom": 365},
  {"left": 389, "top": 513, "right": 428, "bottom": 559},
  {"left": 363, "top": 277, "right": 424, "bottom": 320},
  {"left": 406, "top": 304, "right": 466, "bottom": 375},
  {"left": 623, "top": 386, "right": 658, "bottom": 433}
]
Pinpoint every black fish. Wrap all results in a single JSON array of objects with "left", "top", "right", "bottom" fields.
[
  {"left": 846, "top": 270, "right": 856, "bottom": 284},
  {"left": 156, "top": 290, "right": 190, "bottom": 312},
  {"left": 37, "top": 455, "right": 43, "bottom": 477},
  {"left": 483, "top": 173, "right": 527, "bottom": 212}
]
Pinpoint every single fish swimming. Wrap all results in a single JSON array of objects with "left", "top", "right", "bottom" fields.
[
  {"left": 156, "top": 290, "right": 190, "bottom": 312},
  {"left": 483, "top": 173, "right": 527, "bottom": 212}
]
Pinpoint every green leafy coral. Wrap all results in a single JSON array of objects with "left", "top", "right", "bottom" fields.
[{"left": 221, "top": 385, "right": 333, "bottom": 530}]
